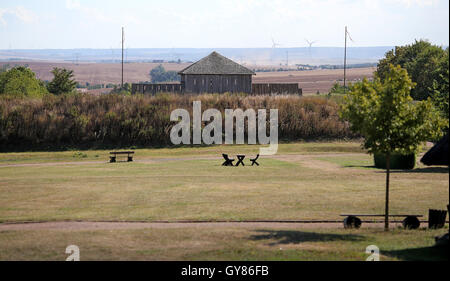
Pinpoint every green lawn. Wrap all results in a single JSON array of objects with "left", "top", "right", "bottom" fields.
[
  {"left": 0, "top": 142, "right": 447, "bottom": 222},
  {"left": 0, "top": 141, "right": 448, "bottom": 260},
  {"left": 0, "top": 141, "right": 365, "bottom": 164}
]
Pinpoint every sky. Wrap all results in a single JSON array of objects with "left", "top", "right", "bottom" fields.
[{"left": 0, "top": 0, "right": 448, "bottom": 49}]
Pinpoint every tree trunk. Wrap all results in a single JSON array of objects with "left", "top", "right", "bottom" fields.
[{"left": 384, "top": 152, "right": 390, "bottom": 231}]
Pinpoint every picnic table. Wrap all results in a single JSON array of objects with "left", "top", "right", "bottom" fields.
[
  {"left": 236, "top": 155, "right": 245, "bottom": 166},
  {"left": 110, "top": 151, "right": 134, "bottom": 163},
  {"left": 221, "top": 154, "right": 260, "bottom": 166}
]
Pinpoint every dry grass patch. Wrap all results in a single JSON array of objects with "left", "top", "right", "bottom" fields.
[{"left": 0, "top": 227, "right": 446, "bottom": 261}]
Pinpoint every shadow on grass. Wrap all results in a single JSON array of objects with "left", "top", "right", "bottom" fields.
[
  {"left": 344, "top": 165, "right": 376, "bottom": 169},
  {"left": 249, "top": 230, "right": 365, "bottom": 246},
  {"left": 388, "top": 167, "right": 449, "bottom": 174},
  {"left": 384, "top": 245, "right": 449, "bottom": 261},
  {"left": 345, "top": 165, "right": 448, "bottom": 174}
]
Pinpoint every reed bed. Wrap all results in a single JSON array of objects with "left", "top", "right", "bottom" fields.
[{"left": 0, "top": 93, "right": 355, "bottom": 151}]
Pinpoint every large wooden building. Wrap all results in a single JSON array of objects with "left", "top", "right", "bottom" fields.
[
  {"left": 132, "top": 52, "right": 302, "bottom": 95},
  {"left": 178, "top": 51, "right": 255, "bottom": 94}
]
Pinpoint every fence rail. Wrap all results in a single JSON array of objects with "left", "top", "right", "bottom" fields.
[
  {"left": 251, "top": 83, "right": 302, "bottom": 95},
  {"left": 132, "top": 83, "right": 302, "bottom": 95},
  {"left": 132, "top": 83, "right": 182, "bottom": 95}
]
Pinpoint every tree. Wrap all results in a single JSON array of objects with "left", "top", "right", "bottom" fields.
[
  {"left": 340, "top": 64, "right": 447, "bottom": 231},
  {"left": 328, "top": 82, "right": 347, "bottom": 95},
  {"left": 0, "top": 66, "right": 47, "bottom": 97},
  {"left": 149, "top": 65, "right": 180, "bottom": 83},
  {"left": 376, "top": 40, "right": 449, "bottom": 102},
  {"left": 429, "top": 51, "right": 449, "bottom": 120},
  {"left": 47, "top": 67, "right": 77, "bottom": 95},
  {"left": 109, "top": 82, "right": 131, "bottom": 95}
]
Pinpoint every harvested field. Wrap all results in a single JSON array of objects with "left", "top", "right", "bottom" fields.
[
  {"left": 1, "top": 60, "right": 375, "bottom": 95},
  {"left": 252, "top": 67, "right": 376, "bottom": 94},
  {"left": 1, "top": 60, "right": 190, "bottom": 85}
]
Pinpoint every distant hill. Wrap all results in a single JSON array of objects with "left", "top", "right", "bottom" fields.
[{"left": 0, "top": 47, "right": 394, "bottom": 66}]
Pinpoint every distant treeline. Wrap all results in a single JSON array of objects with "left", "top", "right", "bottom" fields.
[
  {"left": 254, "top": 63, "right": 377, "bottom": 72},
  {"left": 0, "top": 93, "right": 355, "bottom": 151},
  {"left": 149, "top": 65, "right": 180, "bottom": 83}
]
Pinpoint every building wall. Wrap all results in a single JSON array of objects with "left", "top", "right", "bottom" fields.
[
  {"left": 251, "top": 83, "right": 302, "bottom": 95},
  {"left": 132, "top": 83, "right": 182, "bottom": 95},
  {"left": 132, "top": 81, "right": 303, "bottom": 95},
  {"left": 181, "top": 74, "right": 252, "bottom": 94}
]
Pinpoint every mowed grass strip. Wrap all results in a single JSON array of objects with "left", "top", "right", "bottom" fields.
[
  {"left": 0, "top": 142, "right": 447, "bottom": 222},
  {"left": 0, "top": 227, "right": 446, "bottom": 261},
  {"left": 0, "top": 142, "right": 365, "bottom": 164}
]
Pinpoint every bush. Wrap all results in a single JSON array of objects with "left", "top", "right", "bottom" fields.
[
  {"left": 373, "top": 152, "right": 416, "bottom": 170},
  {"left": 47, "top": 68, "right": 77, "bottom": 95},
  {"left": 149, "top": 65, "right": 180, "bottom": 83},
  {"left": 0, "top": 66, "right": 47, "bottom": 97},
  {"left": 0, "top": 93, "right": 356, "bottom": 151}
]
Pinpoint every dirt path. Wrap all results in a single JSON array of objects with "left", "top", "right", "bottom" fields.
[{"left": 0, "top": 220, "right": 406, "bottom": 231}]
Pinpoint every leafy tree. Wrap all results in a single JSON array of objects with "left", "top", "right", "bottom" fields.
[
  {"left": 149, "top": 65, "right": 180, "bottom": 83},
  {"left": 109, "top": 82, "right": 131, "bottom": 95},
  {"left": 0, "top": 66, "right": 47, "bottom": 97},
  {"left": 429, "top": 51, "right": 449, "bottom": 120},
  {"left": 376, "top": 40, "right": 449, "bottom": 102},
  {"left": 47, "top": 67, "right": 77, "bottom": 95},
  {"left": 340, "top": 64, "right": 447, "bottom": 230},
  {"left": 328, "top": 82, "right": 347, "bottom": 95}
]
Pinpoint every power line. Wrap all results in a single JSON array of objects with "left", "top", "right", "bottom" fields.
[
  {"left": 344, "top": 27, "right": 355, "bottom": 94},
  {"left": 121, "top": 27, "right": 124, "bottom": 88}
]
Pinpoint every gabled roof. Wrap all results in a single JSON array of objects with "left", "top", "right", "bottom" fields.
[
  {"left": 420, "top": 134, "right": 449, "bottom": 166},
  {"left": 178, "top": 51, "right": 255, "bottom": 75}
]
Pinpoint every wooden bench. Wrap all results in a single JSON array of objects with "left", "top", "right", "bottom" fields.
[
  {"left": 250, "top": 154, "right": 260, "bottom": 166},
  {"left": 110, "top": 151, "right": 134, "bottom": 163},
  {"left": 340, "top": 214, "right": 423, "bottom": 229}
]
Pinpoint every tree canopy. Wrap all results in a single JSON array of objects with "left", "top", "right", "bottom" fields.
[
  {"left": 340, "top": 64, "right": 447, "bottom": 230},
  {"left": 0, "top": 66, "right": 47, "bottom": 97},
  {"left": 341, "top": 64, "right": 446, "bottom": 155},
  {"left": 149, "top": 65, "right": 180, "bottom": 83},
  {"left": 47, "top": 67, "right": 77, "bottom": 95},
  {"left": 376, "top": 40, "right": 449, "bottom": 103}
]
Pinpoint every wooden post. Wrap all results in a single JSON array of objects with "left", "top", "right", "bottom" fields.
[
  {"left": 343, "top": 26, "right": 347, "bottom": 95},
  {"left": 385, "top": 152, "right": 390, "bottom": 231},
  {"left": 121, "top": 27, "right": 124, "bottom": 89}
]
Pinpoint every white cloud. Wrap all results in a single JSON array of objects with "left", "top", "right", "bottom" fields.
[
  {"left": 14, "top": 6, "right": 38, "bottom": 23},
  {"left": 65, "top": 0, "right": 140, "bottom": 25},
  {"left": 0, "top": 6, "right": 38, "bottom": 26},
  {"left": 65, "top": 0, "right": 81, "bottom": 10},
  {"left": 0, "top": 9, "right": 6, "bottom": 25},
  {"left": 387, "top": 0, "right": 439, "bottom": 7}
]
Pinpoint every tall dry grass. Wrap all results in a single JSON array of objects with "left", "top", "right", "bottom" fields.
[{"left": 0, "top": 93, "right": 355, "bottom": 151}]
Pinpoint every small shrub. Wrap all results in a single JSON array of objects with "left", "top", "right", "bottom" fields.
[{"left": 72, "top": 151, "right": 88, "bottom": 158}]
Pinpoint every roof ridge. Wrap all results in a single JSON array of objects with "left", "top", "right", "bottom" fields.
[{"left": 178, "top": 51, "right": 255, "bottom": 75}]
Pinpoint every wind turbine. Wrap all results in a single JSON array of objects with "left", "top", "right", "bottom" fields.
[
  {"left": 271, "top": 37, "right": 282, "bottom": 65},
  {"left": 305, "top": 39, "right": 317, "bottom": 58},
  {"left": 271, "top": 37, "right": 281, "bottom": 49}
]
